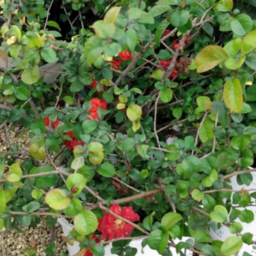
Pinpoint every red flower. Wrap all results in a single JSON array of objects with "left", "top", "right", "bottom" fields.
[
  {"left": 44, "top": 117, "right": 50, "bottom": 126},
  {"left": 185, "top": 35, "right": 191, "bottom": 44},
  {"left": 87, "top": 98, "right": 107, "bottom": 120},
  {"left": 108, "top": 58, "right": 122, "bottom": 69},
  {"left": 51, "top": 119, "right": 59, "bottom": 127},
  {"left": 98, "top": 204, "right": 140, "bottom": 240},
  {"left": 91, "top": 79, "right": 106, "bottom": 94},
  {"left": 44, "top": 116, "right": 59, "bottom": 128},
  {"left": 80, "top": 235, "right": 100, "bottom": 256},
  {"left": 163, "top": 29, "right": 170, "bottom": 36},
  {"left": 64, "top": 130, "right": 84, "bottom": 150},
  {"left": 118, "top": 50, "right": 133, "bottom": 61},
  {"left": 159, "top": 60, "right": 179, "bottom": 79}
]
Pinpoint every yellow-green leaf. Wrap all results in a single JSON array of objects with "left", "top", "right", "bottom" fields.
[
  {"left": 199, "top": 120, "right": 214, "bottom": 143},
  {"left": 223, "top": 77, "right": 243, "bottom": 113},
  {"left": 29, "top": 143, "right": 46, "bottom": 161},
  {"left": 45, "top": 189, "right": 70, "bottom": 211},
  {"left": 195, "top": 45, "right": 228, "bottom": 73},
  {"left": 241, "top": 30, "right": 256, "bottom": 54},
  {"left": 104, "top": 6, "right": 121, "bottom": 24},
  {"left": 7, "top": 163, "right": 22, "bottom": 182},
  {"left": 126, "top": 105, "right": 142, "bottom": 121}
]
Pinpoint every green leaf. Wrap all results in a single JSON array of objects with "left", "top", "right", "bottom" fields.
[
  {"left": 22, "top": 201, "right": 40, "bottom": 213},
  {"left": 84, "top": 36, "right": 103, "bottom": 65},
  {"left": 14, "top": 86, "right": 30, "bottom": 101},
  {"left": 176, "top": 183, "right": 188, "bottom": 198},
  {"left": 90, "top": 245, "right": 105, "bottom": 256},
  {"left": 0, "top": 219, "right": 4, "bottom": 231},
  {"left": 45, "top": 189, "right": 70, "bottom": 211},
  {"left": 88, "top": 142, "right": 104, "bottom": 153},
  {"left": 191, "top": 189, "right": 204, "bottom": 201},
  {"left": 98, "top": 162, "right": 116, "bottom": 177},
  {"left": 160, "top": 88, "right": 173, "bottom": 103},
  {"left": 241, "top": 30, "right": 256, "bottom": 54},
  {"left": 65, "top": 198, "right": 83, "bottom": 216},
  {"left": 195, "top": 96, "right": 211, "bottom": 114},
  {"left": 239, "top": 209, "right": 254, "bottom": 223},
  {"left": 10, "top": 44, "right": 21, "bottom": 58},
  {"left": 172, "top": 108, "right": 182, "bottom": 119},
  {"left": 66, "top": 173, "right": 86, "bottom": 196},
  {"left": 47, "top": 21, "right": 61, "bottom": 30},
  {"left": 224, "top": 56, "right": 246, "bottom": 70},
  {"left": 199, "top": 120, "right": 214, "bottom": 143},
  {"left": 155, "top": 19, "right": 170, "bottom": 46},
  {"left": 224, "top": 38, "right": 241, "bottom": 59},
  {"left": 143, "top": 212, "right": 155, "bottom": 231},
  {"left": 0, "top": 164, "right": 4, "bottom": 179},
  {"left": 195, "top": 45, "right": 228, "bottom": 73},
  {"left": 0, "top": 187, "right": 6, "bottom": 212},
  {"left": 126, "top": 29, "right": 137, "bottom": 52},
  {"left": 224, "top": 77, "right": 243, "bottom": 113},
  {"left": 82, "top": 120, "right": 97, "bottom": 134},
  {"left": 161, "top": 212, "right": 182, "bottom": 231},
  {"left": 220, "top": 237, "right": 243, "bottom": 256},
  {"left": 104, "top": 6, "right": 121, "bottom": 24},
  {"left": 41, "top": 47, "right": 57, "bottom": 63},
  {"left": 148, "top": 5, "right": 171, "bottom": 17},
  {"left": 231, "top": 14, "right": 252, "bottom": 36},
  {"left": 137, "top": 144, "right": 150, "bottom": 158},
  {"left": 210, "top": 205, "right": 228, "bottom": 223},
  {"left": 151, "top": 69, "right": 164, "bottom": 80},
  {"left": 118, "top": 138, "right": 136, "bottom": 152},
  {"left": 242, "top": 232, "right": 253, "bottom": 245},
  {"left": 7, "top": 163, "right": 22, "bottom": 182},
  {"left": 21, "top": 65, "right": 40, "bottom": 85},
  {"left": 170, "top": 10, "right": 190, "bottom": 27},
  {"left": 62, "top": 96, "right": 74, "bottom": 105},
  {"left": 148, "top": 229, "right": 169, "bottom": 255},
  {"left": 31, "top": 119, "right": 46, "bottom": 135},
  {"left": 128, "top": 8, "right": 147, "bottom": 20},
  {"left": 231, "top": 135, "right": 250, "bottom": 150},
  {"left": 155, "top": 0, "right": 178, "bottom": 4},
  {"left": 202, "top": 194, "right": 215, "bottom": 210},
  {"left": 91, "top": 20, "right": 116, "bottom": 39},
  {"left": 202, "top": 169, "right": 218, "bottom": 187},
  {"left": 31, "top": 189, "right": 43, "bottom": 200},
  {"left": 3, "top": 84, "right": 14, "bottom": 95},
  {"left": 126, "top": 105, "right": 142, "bottom": 121},
  {"left": 74, "top": 210, "right": 98, "bottom": 235},
  {"left": 229, "top": 222, "right": 243, "bottom": 234}
]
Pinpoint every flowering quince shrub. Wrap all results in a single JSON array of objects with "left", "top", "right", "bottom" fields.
[{"left": 1, "top": 0, "right": 256, "bottom": 256}]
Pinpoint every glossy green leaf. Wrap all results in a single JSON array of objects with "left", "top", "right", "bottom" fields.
[
  {"left": 241, "top": 30, "right": 256, "bottom": 54},
  {"left": 220, "top": 237, "right": 243, "bottom": 255},
  {"left": 177, "top": 183, "right": 188, "bottom": 198},
  {"left": 224, "top": 77, "right": 243, "bottom": 113},
  {"left": 91, "top": 20, "right": 116, "bottom": 39},
  {"left": 191, "top": 189, "right": 204, "bottom": 201},
  {"left": 161, "top": 212, "right": 182, "bottom": 231},
  {"left": 0, "top": 187, "right": 6, "bottom": 212},
  {"left": 31, "top": 189, "right": 43, "bottom": 200},
  {"left": 161, "top": 88, "right": 173, "bottom": 103},
  {"left": 14, "top": 86, "right": 30, "bottom": 101},
  {"left": 126, "top": 29, "right": 137, "bottom": 51},
  {"left": 29, "top": 143, "right": 46, "bottom": 161},
  {"left": 202, "top": 169, "right": 218, "bottom": 187},
  {"left": 199, "top": 120, "right": 214, "bottom": 143},
  {"left": 104, "top": 6, "right": 121, "bottom": 24},
  {"left": 155, "top": 19, "right": 170, "bottom": 46},
  {"left": 170, "top": 10, "right": 189, "bottom": 27},
  {"left": 224, "top": 56, "right": 246, "bottom": 70},
  {"left": 126, "top": 105, "right": 142, "bottom": 121},
  {"left": 151, "top": 69, "right": 164, "bottom": 80},
  {"left": 62, "top": 96, "right": 74, "bottom": 105},
  {"left": 41, "top": 47, "right": 57, "bottom": 63},
  {"left": 97, "top": 162, "right": 116, "bottom": 177},
  {"left": 22, "top": 201, "right": 40, "bottom": 213},
  {"left": 66, "top": 173, "right": 86, "bottom": 195},
  {"left": 137, "top": 144, "right": 150, "bottom": 158},
  {"left": 74, "top": 210, "right": 98, "bottom": 235},
  {"left": 210, "top": 205, "right": 228, "bottom": 223},
  {"left": 148, "top": 229, "right": 169, "bottom": 255},
  {"left": 231, "top": 14, "right": 252, "bottom": 36},
  {"left": 148, "top": 5, "right": 171, "bottom": 17},
  {"left": 21, "top": 66, "right": 40, "bottom": 85}
]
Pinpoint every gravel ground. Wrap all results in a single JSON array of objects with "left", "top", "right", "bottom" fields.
[{"left": 0, "top": 130, "right": 69, "bottom": 256}]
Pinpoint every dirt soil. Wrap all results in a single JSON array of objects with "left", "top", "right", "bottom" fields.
[{"left": 0, "top": 130, "right": 69, "bottom": 256}]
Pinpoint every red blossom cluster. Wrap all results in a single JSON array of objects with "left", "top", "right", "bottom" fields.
[
  {"left": 91, "top": 79, "right": 106, "bottom": 94},
  {"left": 97, "top": 204, "right": 140, "bottom": 240},
  {"left": 44, "top": 116, "right": 59, "bottom": 127},
  {"left": 173, "top": 35, "right": 191, "bottom": 50},
  {"left": 108, "top": 50, "right": 133, "bottom": 70},
  {"left": 163, "top": 29, "right": 170, "bottom": 36},
  {"left": 87, "top": 98, "right": 107, "bottom": 120},
  {"left": 80, "top": 235, "right": 100, "bottom": 256},
  {"left": 63, "top": 130, "right": 84, "bottom": 150},
  {"left": 159, "top": 60, "right": 179, "bottom": 79}
]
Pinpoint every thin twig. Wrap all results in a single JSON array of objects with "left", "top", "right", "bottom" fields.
[
  {"left": 154, "top": 92, "right": 161, "bottom": 148},
  {"left": 44, "top": 0, "right": 55, "bottom": 31},
  {"left": 221, "top": 168, "right": 256, "bottom": 181}
]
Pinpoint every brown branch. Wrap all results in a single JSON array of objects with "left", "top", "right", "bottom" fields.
[
  {"left": 10, "top": 211, "right": 73, "bottom": 219},
  {"left": 154, "top": 92, "right": 161, "bottom": 148},
  {"left": 44, "top": 0, "right": 55, "bottom": 30},
  {"left": 221, "top": 168, "right": 256, "bottom": 181}
]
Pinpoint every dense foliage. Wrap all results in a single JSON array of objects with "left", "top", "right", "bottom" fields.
[{"left": 0, "top": 0, "right": 256, "bottom": 255}]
